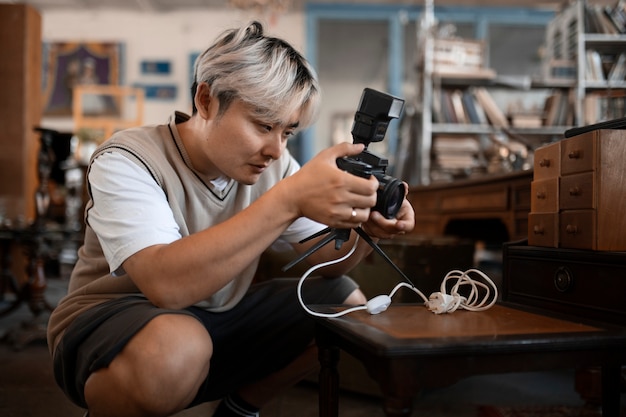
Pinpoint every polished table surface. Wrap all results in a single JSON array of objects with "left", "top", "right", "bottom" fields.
[{"left": 314, "top": 304, "right": 626, "bottom": 417}]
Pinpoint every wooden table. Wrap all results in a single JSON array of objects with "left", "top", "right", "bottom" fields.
[{"left": 315, "top": 304, "right": 626, "bottom": 417}]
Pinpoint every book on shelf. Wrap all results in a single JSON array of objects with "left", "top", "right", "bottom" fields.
[
  {"left": 585, "top": 50, "right": 606, "bottom": 81},
  {"left": 543, "top": 90, "right": 574, "bottom": 126},
  {"left": 509, "top": 112, "right": 544, "bottom": 128},
  {"left": 440, "top": 90, "right": 458, "bottom": 123},
  {"left": 433, "top": 136, "right": 479, "bottom": 171},
  {"left": 450, "top": 90, "right": 468, "bottom": 124},
  {"left": 586, "top": 50, "right": 626, "bottom": 83},
  {"left": 473, "top": 87, "right": 509, "bottom": 127},
  {"left": 434, "top": 136, "right": 479, "bottom": 153},
  {"left": 584, "top": 91, "right": 626, "bottom": 125},
  {"left": 586, "top": 3, "right": 621, "bottom": 33},
  {"left": 461, "top": 89, "right": 488, "bottom": 124},
  {"left": 608, "top": 52, "right": 626, "bottom": 82},
  {"left": 433, "top": 88, "right": 494, "bottom": 125},
  {"left": 432, "top": 87, "right": 444, "bottom": 123},
  {"left": 604, "top": 0, "right": 626, "bottom": 33}
]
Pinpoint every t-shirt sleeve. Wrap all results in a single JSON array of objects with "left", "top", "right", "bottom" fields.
[
  {"left": 87, "top": 152, "right": 181, "bottom": 274},
  {"left": 279, "top": 154, "right": 328, "bottom": 243}
]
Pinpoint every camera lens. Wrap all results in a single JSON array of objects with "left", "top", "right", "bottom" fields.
[{"left": 374, "top": 175, "right": 405, "bottom": 219}]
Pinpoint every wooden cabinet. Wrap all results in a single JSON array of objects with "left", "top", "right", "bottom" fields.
[
  {"left": 529, "top": 128, "right": 626, "bottom": 250},
  {"left": 0, "top": 5, "right": 42, "bottom": 221},
  {"left": 503, "top": 242, "right": 626, "bottom": 327}
]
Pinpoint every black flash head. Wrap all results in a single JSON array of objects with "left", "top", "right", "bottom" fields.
[{"left": 350, "top": 88, "right": 405, "bottom": 147}]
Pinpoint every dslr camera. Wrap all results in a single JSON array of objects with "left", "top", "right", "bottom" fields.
[{"left": 336, "top": 88, "right": 406, "bottom": 219}]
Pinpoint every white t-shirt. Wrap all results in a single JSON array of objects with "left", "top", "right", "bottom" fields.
[{"left": 88, "top": 152, "right": 326, "bottom": 275}]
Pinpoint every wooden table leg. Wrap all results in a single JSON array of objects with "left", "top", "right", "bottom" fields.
[
  {"left": 317, "top": 327, "right": 339, "bottom": 417},
  {"left": 602, "top": 362, "right": 622, "bottom": 417},
  {"left": 318, "top": 345, "right": 339, "bottom": 417}
]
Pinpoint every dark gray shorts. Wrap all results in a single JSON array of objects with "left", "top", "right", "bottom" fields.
[{"left": 52, "top": 276, "right": 358, "bottom": 409}]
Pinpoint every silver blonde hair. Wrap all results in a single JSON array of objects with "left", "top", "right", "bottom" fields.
[{"left": 192, "top": 21, "right": 320, "bottom": 128}]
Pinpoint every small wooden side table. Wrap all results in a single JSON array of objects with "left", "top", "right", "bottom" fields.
[{"left": 315, "top": 304, "right": 626, "bottom": 417}]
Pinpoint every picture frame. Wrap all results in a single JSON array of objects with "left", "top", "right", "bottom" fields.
[
  {"left": 42, "top": 41, "right": 123, "bottom": 116},
  {"left": 134, "top": 84, "right": 177, "bottom": 100},
  {"left": 140, "top": 60, "right": 171, "bottom": 75}
]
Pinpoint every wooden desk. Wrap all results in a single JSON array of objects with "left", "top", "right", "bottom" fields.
[
  {"left": 315, "top": 304, "right": 626, "bottom": 417},
  {"left": 408, "top": 171, "right": 533, "bottom": 242}
]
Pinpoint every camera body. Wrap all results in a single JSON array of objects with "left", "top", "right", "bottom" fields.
[{"left": 336, "top": 88, "right": 406, "bottom": 219}]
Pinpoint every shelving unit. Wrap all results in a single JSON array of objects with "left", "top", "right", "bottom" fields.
[
  {"left": 406, "top": 0, "right": 626, "bottom": 187},
  {"left": 544, "top": 0, "right": 626, "bottom": 125}
]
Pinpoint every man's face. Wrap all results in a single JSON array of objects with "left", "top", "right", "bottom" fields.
[{"left": 201, "top": 98, "right": 300, "bottom": 185}]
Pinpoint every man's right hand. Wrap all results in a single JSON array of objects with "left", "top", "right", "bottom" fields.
[{"left": 280, "top": 142, "right": 379, "bottom": 229}]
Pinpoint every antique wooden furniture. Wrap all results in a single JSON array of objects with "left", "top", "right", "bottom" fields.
[
  {"left": 315, "top": 303, "right": 626, "bottom": 417},
  {"left": 529, "top": 129, "right": 626, "bottom": 250},
  {"left": 0, "top": 126, "right": 83, "bottom": 349},
  {"left": 408, "top": 170, "right": 533, "bottom": 243},
  {"left": 502, "top": 240, "right": 626, "bottom": 327}
]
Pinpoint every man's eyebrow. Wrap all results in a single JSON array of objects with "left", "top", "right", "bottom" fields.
[{"left": 287, "top": 121, "right": 300, "bottom": 129}]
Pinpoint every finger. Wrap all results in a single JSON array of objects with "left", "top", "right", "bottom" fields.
[
  {"left": 339, "top": 171, "right": 379, "bottom": 200},
  {"left": 332, "top": 142, "right": 366, "bottom": 158}
]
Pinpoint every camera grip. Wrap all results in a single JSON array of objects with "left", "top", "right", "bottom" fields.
[{"left": 336, "top": 157, "right": 372, "bottom": 179}]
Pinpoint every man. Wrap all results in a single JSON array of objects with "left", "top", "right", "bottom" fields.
[{"left": 48, "top": 21, "right": 414, "bottom": 417}]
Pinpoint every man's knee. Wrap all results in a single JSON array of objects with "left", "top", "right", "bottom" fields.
[
  {"left": 344, "top": 288, "right": 367, "bottom": 305},
  {"left": 85, "top": 314, "right": 213, "bottom": 415}
]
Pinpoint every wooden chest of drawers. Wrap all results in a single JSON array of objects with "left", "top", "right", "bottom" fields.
[
  {"left": 502, "top": 241, "right": 626, "bottom": 326},
  {"left": 528, "top": 129, "right": 626, "bottom": 251}
]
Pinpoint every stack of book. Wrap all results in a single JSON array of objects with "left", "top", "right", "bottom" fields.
[{"left": 432, "top": 136, "right": 480, "bottom": 180}]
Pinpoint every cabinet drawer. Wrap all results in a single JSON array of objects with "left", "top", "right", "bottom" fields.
[
  {"left": 503, "top": 244, "right": 626, "bottom": 326},
  {"left": 559, "top": 172, "right": 595, "bottom": 210},
  {"left": 528, "top": 212, "right": 558, "bottom": 247},
  {"left": 559, "top": 210, "right": 596, "bottom": 250},
  {"left": 560, "top": 133, "right": 595, "bottom": 175},
  {"left": 533, "top": 141, "right": 560, "bottom": 180},
  {"left": 530, "top": 178, "right": 558, "bottom": 212}
]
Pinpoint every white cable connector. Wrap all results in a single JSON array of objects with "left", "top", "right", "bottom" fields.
[
  {"left": 425, "top": 269, "right": 498, "bottom": 314},
  {"left": 425, "top": 292, "right": 461, "bottom": 314},
  {"left": 366, "top": 294, "right": 392, "bottom": 314}
]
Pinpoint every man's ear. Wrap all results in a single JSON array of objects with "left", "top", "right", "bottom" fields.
[{"left": 194, "top": 83, "right": 215, "bottom": 119}]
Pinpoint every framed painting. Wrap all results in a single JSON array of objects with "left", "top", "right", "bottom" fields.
[
  {"left": 42, "top": 42, "right": 123, "bottom": 116},
  {"left": 135, "top": 84, "right": 177, "bottom": 100},
  {"left": 140, "top": 60, "right": 171, "bottom": 75}
]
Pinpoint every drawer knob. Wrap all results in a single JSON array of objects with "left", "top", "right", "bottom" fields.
[
  {"left": 533, "top": 225, "right": 545, "bottom": 235},
  {"left": 569, "top": 186, "right": 581, "bottom": 196},
  {"left": 554, "top": 267, "right": 573, "bottom": 292},
  {"left": 536, "top": 191, "right": 546, "bottom": 199},
  {"left": 568, "top": 150, "right": 581, "bottom": 159},
  {"left": 566, "top": 224, "right": 578, "bottom": 235},
  {"left": 539, "top": 158, "right": 550, "bottom": 167}
]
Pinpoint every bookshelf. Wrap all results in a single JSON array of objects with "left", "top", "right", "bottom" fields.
[
  {"left": 405, "top": 2, "right": 567, "bottom": 186},
  {"left": 404, "top": 0, "right": 626, "bottom": 186},
  {"left": 544, "top": 0, "right": 626, "bottom": 125}
]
